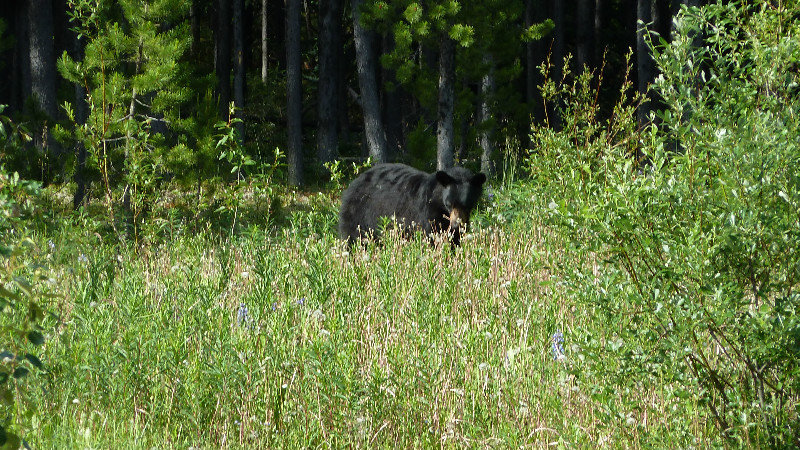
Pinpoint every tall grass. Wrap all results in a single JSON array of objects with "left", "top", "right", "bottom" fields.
[{"left": 12, "top": 182, "right": 717, "bottom": 448}]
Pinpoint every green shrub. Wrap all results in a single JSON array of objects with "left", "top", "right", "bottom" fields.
[{"left": 528, "top": 2, "right": 800, "bottom": 446}]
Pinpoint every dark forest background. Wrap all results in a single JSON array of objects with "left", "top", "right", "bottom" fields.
[{"left": 1, "top": 0, "right": 702, "bottom": 200}]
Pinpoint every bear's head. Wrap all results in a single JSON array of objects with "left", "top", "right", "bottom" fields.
[{"left": 435, "top": 167, "right": 487, "bottom": 243}]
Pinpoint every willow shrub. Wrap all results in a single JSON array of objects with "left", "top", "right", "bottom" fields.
[{"left": 528, "top": 2, "right": 799, "bottom": 446}]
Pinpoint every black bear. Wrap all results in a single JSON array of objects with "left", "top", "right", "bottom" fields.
[{"left": 338, "top": 163, "right": 487, "bottom": 245}]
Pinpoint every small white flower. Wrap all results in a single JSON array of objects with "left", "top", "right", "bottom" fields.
[{"left": 309, "top": 309, "right": 326, "bottom": 322}]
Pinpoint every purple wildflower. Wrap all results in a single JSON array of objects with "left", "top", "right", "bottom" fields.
[
  {"left": 551, "top": 331, "right": 565, "bottom": 361},
  {"left": 237, "top": 303, "right": 250, "bottom": 326}
]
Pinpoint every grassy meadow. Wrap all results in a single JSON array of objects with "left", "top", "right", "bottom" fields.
[{"left": 8, "top": 181, "right": 718, "bottom": 448}]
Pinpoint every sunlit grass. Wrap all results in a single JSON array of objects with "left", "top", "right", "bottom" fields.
[{"left": 20, "top": 184, "right": 716, "bottom": 448}]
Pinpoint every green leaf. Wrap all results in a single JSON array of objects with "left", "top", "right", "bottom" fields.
[
  {"left": 0, "top": 287, "right": 19, "bottom": 302},
  {"left": 403, "top": 3, "right": 422, "bottom": 24},
  {"left": 23, "top": 354, "right": 42, "bottom": 370},
  {"left": 27, "top": 331, "right": 44, "bottom": 346}
]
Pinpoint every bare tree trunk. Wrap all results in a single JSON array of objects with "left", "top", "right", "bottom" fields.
[
  {"left": 28, "top": 0, "right": 61, "bottom": 179},
  {"left": 436, "top": 37, "right": 455, "bottom": 171},
  {"left": 549, "top": 0, "right": 564, "bottom": 129},
  {"left": 286, "top": 0, "right": 304, "bottom": 186},
  {"left": 654, "top": 0, "right": 671, "bottom": 42},
  {"left": 479, "top": 54, "right": 495, "bottom": 177},
  {"left": 317, "top": 0, "right": 342, "bottom": 168},
  {"left": 262, "top": 0, "right": 268, "bottom": 83},
  {"left": 636, "top": 0, "right": 654, "bottom": 127},
  {"left": 526, "top": 0, "right": 547, "bottom": 128},
  {"left": 381, "top": 33, "right": 404, "bottom": 160},
  {"left": 233, "top": 0, "right": 245, "bottom": 143},
  {"left": 338, "top": 40, "right": 351, "bottom": 146},
  {"left": 595, "top": 0, "right": 604, "bottom": 64},
  {"left": 551, "top": 0, "right": 564, "bottom": 73},
  {"left": 15, "top": 3, "right": 30, "bottom": 114},
  {"left": 215, "top": 0, "right": 232, "bottom": 119},
  {"left": 190, "top": 2, "right": 199, "bottom": 55},
  {"left": 525, "top": 0, "right": 535, "bottom": 108},
  {"left": 576, "top": 0, "right": 595, "bottom": 70},
  {"left": 352, "top": 0, "right": 388, "bottom": 163}
]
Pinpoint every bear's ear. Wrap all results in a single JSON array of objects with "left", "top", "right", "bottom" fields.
[
  {"left": 436, "top": 171, "right": 456, "bottom": 186},
  {"left": 471, "top": 173, "right": 487, "bottom": 186}
]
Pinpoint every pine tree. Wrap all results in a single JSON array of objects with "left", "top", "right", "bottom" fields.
[{"left": 57, "top": 0, "right": 209, "bottom": 235}]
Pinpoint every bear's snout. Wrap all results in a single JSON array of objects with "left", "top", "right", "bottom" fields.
[{"left": 448, "top": 207, "right": 468, "bottom": 233}]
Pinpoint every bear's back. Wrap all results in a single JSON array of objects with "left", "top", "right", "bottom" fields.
[{"left": 339, "top": 164, "right": 435, "bottom": 241}]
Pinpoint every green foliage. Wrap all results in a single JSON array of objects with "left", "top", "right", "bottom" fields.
[
  {"left": 0, "top": 239, "right": 56, "bottom": 449},
  {"left": 368, "top": 0, "right": 550, "bottom": 165},
  {"left": 7, "top": 183, "right": 712, "bottom": 447},
  {"left": 55, "top": 0, "right": 218, "bottom": 241},
  {"left": 323, "top": 157, "right": 373, "bottom": 190},
  {"left": 0, "top": 20, "right": 13, "bottom": 69},
  {"left": 213, "top": 104, "right": 286, "bottom": 235},
  {"left": 528, "top": 2, "right": 800, "bottom": 445},
  {"left": 0, "top": 106, "right": 33, "bottom": 185},
  {"left": 1, "top": 110, "right": 38, "bottom": 241},
  {"left": 0, "top": 172, "right": 42, "bottom": 243}
]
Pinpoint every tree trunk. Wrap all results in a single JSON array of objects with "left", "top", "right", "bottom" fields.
[
  {"left": 15, "top": 1, "right": 30, "bottom": 117},
  {"left": 549, "top": 0, "right": 564, "bottom": 129},
  {"left": 317, "top": 0, "right": 342, "bottom": 168},
  {"left": 338, "top": 39, "right": 351, "bottom": 146},
  {"left": 286, "top": 0, "right": 304, "bottom": 186},
  {"left": 262, "top": 0, "right": 268, "bottom": 83},
  {"left": 576, "top": 0, "right": 595, "bottom": 70},
  {"left": 526, "top": 0, "right": 547, "bottom": 126},
  {"left": 27, "top": 0, "right": 61, "bottom": 177},
  {"left": 232, "top": 0, "right": 245, "bottom": 143},
  {"left": 190, "top": 2, "right": 199, "bottom": 56},
  {"left": 595, "top": 0, "right": 604, "bottom": 64},
  {"left": 352, "top": 0, "right": 388, "bottom": 163},
  {"left": 381, "top": 33, "right": 404, "bottom": 160},
  {"left": 479, "top": 54, "right": 495, "bottom": 177},
  {"left": 636, "top": 0, "right": 654, "bottom": 127},
  {"left": 436, "top": 37, "right": 455, "bottom": 171},
  {"left": 551, "top": 0, "right": 564, "bottom": 73},
  {"left": 215, "top": 0, "right": 232, "bottom": 119},
  {"left": 654, "top": 0, "right": 671, "bottom": 42}
]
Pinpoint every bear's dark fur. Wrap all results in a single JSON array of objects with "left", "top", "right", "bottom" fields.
[{"left": 338, "top": 163, "right": 487, "bottom": 245}]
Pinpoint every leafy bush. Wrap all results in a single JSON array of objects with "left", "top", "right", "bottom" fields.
[
  {"left": 528, "top": 2, "right": 799, "bottom": 446},
  {"left": 0, "top": 239, "right": 55, "bottom": 450},
  {"left": 0, "top": 166, "right": 54, "bottom": 449}
]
